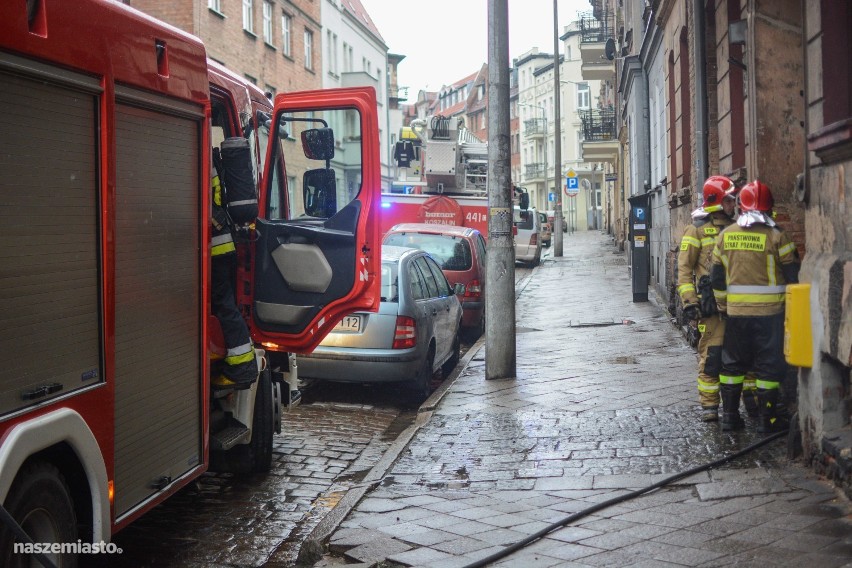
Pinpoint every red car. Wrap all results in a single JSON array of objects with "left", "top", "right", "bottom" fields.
[{"left": 383, "top": 223, "right": 486, "bottom": 338}]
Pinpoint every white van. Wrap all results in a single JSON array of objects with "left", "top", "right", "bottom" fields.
[{"left": 513, "top": 206, "right": 542, "bottom": 266}]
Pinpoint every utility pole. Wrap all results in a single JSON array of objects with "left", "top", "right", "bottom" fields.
[
  {"left": 552, "top": 0, "right": 564, "bottom": 256},
  {"left": 542, "top": 107, "right": 547, "bottom": 214},
  {"left": 485, "top": 0, "right": 515, "bottom": 380}
]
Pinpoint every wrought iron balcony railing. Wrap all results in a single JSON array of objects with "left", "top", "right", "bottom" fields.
[
  {"left": 579, "top": 108, "right": 617, "bottom": 142},
  {"left": 578, "top": 11, "right": 613, "bottom": 44},
  {"left": 523, "top": 118, "right": 546, "bottom": 137},
  {"left": 524, "top": 162, "right": 546, "bottom": 179}
]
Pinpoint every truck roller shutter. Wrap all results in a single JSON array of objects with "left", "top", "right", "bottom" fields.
[
  {"left": 113, "top": 94, "right": 203, "bottom": 517},
  {"left": 0, "top": 61, "right": 102, "bottom": 416}
]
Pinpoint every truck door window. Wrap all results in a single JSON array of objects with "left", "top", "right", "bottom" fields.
[{"left": 266, "top": 107, "right": 362, "bottom": 221}]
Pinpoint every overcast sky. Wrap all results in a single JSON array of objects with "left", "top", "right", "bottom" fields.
[{"left": 359, "top": 0, "right": 592, "bottom": 97}]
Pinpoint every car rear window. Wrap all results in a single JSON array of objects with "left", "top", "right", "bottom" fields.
[
  {"left": 380, "top": 261, "right": 399, "bottom": 302},
  {"left": 514, "top": 210, "right": 534, "bottom": 230},
  {"left": 383, "top": 233, "right": 472, "bottom": 271}
]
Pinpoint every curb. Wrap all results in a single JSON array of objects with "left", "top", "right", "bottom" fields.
[{"left": 295, "top": 332, "right": 487, "bottom": 564}]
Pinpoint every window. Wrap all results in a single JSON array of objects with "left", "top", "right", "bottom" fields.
[
  {"left": 415, "top": 257, "right": 440, "bottom": 298},
  {"left": 208, "top": 0, "right": 221, "bottom": 12},
  {"left": 304, "top": 29, "right": 313, "bottom": 70},
  {"left": 425, "top": 257, "right": 452, "bottom": 296},
  {"left": 242, "top": 0, "right": 254, "bottom": 33},
  {"left": 281, "top": 13, "right": 291, "bottom": 56},
  {"left": 262, "top": 1, "right": 273, "bottom": 44},
  {"left": 408, "top": 262, "right": 427, "bottom": 301},
  {"left": 327, "top": 31, "right": 338, "bottom": 75},
  {"left": 342, "top": 42, "right": 350, "bottom": 72},
  {"left": 577, "top": 83, "right": 590, "bottom": 109},
  {"left": 266, "top": 108, "right": 364, "bottom": 220}
]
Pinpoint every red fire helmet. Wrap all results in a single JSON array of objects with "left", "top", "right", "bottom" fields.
[
  {"left": 739, "top": 180, "right": 774, "bottom": 213},
  {"left": 702, "top": 175, "right": 736, "bottom": 212}
]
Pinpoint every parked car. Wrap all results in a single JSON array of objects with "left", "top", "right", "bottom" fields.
[
  {"left": 514, "top": 206, "right": 542, "bottom": 266},
  {"left": 539, "top": 212, "right": 552, "bottom": 247},
  {"left": 296, "top": 246, "right": 463, "bottom": 401},
  {"left": 383, "top": 223, "right": 486, "bottom": 338}
]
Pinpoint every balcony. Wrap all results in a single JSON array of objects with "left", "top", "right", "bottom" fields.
[
  {"left": 578, "top": 11, "right": 615, "bottom": 81},
  {"left": 580, "top": 108, "right": 618, "bottom": 164},
  {"left": 524, "top": 162, "right": 546, "bottom": 182},
  {"left": 523, "top": 118, "right": 546, "bottom": 139},
  {"left": 341, "top": 71, "right": 379, "bottom": 91}
]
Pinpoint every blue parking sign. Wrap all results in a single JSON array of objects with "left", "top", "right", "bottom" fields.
[{"left": 567, "top": 177, "right": 578, "bottom": 189}]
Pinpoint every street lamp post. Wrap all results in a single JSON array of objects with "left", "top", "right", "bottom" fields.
[{"left": 552, "top": 0, "right": 564, "bottom": 256}]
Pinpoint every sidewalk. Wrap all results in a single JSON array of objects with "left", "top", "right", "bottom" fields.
[{"left": 317, "top": 231, "right": 852, "bottom": 567}]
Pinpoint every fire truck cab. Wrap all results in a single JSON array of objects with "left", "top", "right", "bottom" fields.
[{"left": 0, "top": 0, "right": 380, "bottom": 564}]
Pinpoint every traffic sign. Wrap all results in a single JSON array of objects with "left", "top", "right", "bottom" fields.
[
  {"left": 565, "top": 168, "right": 579, "bottom": 196},
  {"left": 548, "top": 192, "right": 556, "bottom": 202}
]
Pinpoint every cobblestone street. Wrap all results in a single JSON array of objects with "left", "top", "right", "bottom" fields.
[{"left": 85, "top": 399, "right": 403, "bottom": 567}]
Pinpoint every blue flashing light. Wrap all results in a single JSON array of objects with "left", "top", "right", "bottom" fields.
[{"left": 381, "top": 201, "right": 392, "bottom": 209}]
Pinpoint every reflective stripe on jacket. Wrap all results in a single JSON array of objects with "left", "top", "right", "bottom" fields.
[
  {"left": 711, "top": 224, "right": 797, "bottom": 316},
  {"left": 677, "top": 215, "right": 732, "bottom": 306}
]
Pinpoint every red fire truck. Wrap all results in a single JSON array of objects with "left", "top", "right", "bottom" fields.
[
  {"left": 0, "top": 1, "right": 380, "bottom": 564},
  {"left": 381, "top": 115, "right": 489, "bottom": 236}
]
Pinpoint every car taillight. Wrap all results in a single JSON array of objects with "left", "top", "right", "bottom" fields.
[
  {"left": 392, "top": 316, "right": 416, "bottom": 349},
  {"left": 464, "top": 280, "right": 482, "bottom": 298},
  {"left": 530, "top": 232, "right": 538, "bottom": 245}
]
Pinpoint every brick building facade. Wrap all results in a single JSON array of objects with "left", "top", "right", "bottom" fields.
[{"left": 131, "top": 0, "right": 322, "bottom": 97}]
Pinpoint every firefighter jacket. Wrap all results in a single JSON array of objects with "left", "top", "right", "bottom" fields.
[
  {"left": 711, "top": 223, "right": 799, "bottom": 317},
  {"left": 677, "top": 213, "right": 733, "bottom": 307},
  {"left": 211, "top": 163, "right": 236, "bottom": 258}
]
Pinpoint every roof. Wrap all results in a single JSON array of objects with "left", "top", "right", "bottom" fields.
[
  {"left": 387, "top": 223, "right": 478, "bottom": 238},
  {"left": 380, "top": 244, "right": 420, "bottom": 262},
  {"left": 342, "top": 0, "right": 385, "bottom": 44}
]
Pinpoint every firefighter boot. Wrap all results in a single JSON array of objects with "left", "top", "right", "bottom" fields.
[
  {"left": 720, "top": 384, "right": 745, "bottom": 431},
  {"left": 742, "top": 388, "right": 759, "bottom": 418},
  {"left": 700, "top": 406, "right": 719, "bottom": 422},
  {"left": 756, "top": 388, "right": 789, "bottom": 433}
]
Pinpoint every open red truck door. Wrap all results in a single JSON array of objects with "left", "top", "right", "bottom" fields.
[{"left": 252, "top": 88, "right": 381, "bottom": 354}]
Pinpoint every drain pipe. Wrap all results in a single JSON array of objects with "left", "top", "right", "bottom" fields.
[
  {"left": 461, "top": 430, "right": 789, "bottom": 568},
  {"left": 693, "top": 0, "right": 708, "bottom": 182}
]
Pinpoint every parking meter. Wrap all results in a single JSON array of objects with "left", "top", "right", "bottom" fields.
[{"left": 628, "top": 194, "right": 650, "bottom": 302}]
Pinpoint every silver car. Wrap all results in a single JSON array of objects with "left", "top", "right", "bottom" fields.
[
  {"left": 514, "top": 206, "right": 542, "bottom": 266},
  {"left": 296, "top": 246, "right": 463, "bottom": 401}
]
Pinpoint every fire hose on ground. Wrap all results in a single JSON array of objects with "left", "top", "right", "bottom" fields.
[{"left": 461, "top": 429, "right": 789, "bottom": 568}]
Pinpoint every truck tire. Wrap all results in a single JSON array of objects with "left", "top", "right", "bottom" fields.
[
  {"left": 0, "top": 461, "right": 78, "bottom": 568},
  {"left": 217, "top": 368, "right": 275, "bottom": 474},
  {"left": 241, "top": 367, "right": 274, "bottom": 473}
]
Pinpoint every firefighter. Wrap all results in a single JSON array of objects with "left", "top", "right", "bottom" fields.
[
  {"left": 210, "top": 160, "right": 258, "bottom": 390},
  {"left": 677, "top": 176, "right": 739, "bottom": 422},
  {"left": 711, "top": 180, "right": 800, "bottom": 432}
]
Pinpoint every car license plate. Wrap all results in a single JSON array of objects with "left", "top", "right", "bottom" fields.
[{"left": 334, "top": 314, "right": 362, "bottom": 333}]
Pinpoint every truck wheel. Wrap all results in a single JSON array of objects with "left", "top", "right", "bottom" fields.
[
  {"left": 245, "top": 367, "right": 274, "bottom": 472},
  {"left": 0, "top": 461, "right": 78, "bottom": 568},
  {"left": 225, "top": 368, "right": 274, "bottom": 473}
]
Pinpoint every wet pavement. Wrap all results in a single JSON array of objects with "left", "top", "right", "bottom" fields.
[
  {"left": 315, "top": 231, "right": 852, "bottom": 567},
  {"left": 84, "top": 396, "right": 403, "bottom": 568}
]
